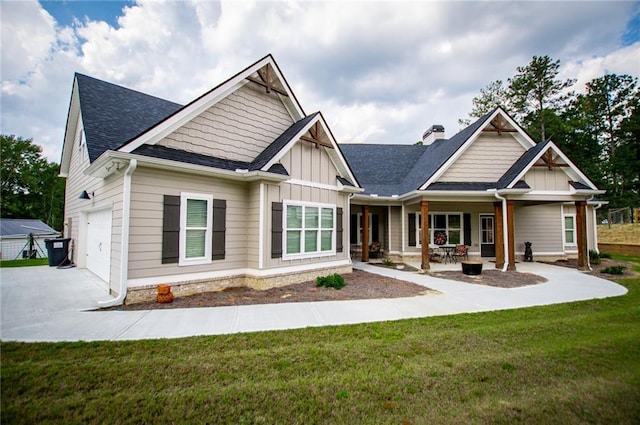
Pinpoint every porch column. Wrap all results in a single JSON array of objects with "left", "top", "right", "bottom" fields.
[
  {"left": 361, "top": 205, "right": 369, "bottom": 262},
  {"left": 493, "top": 201, "right": 504, "bottom": 269},
  {"left": 576, "top": 200, "right": 589, "bottom": 271},
  {"left": 506, "top": 200, "right": 516, "bottom": 271},
  {"left": 420, "top": 200, "right": 430, "bottom": 270}
]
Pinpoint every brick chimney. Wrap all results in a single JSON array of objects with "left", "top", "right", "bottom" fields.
[{"left": 422, "top": 125, "right": 445, "bottom": 145}]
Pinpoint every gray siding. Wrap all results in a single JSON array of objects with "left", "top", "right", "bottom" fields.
[
  {"left": 127, "top": 167, "right": 250, "bottom": 281},
  {"left": 525, "top": 168, "right": 571, "bottom": 191},
  {"left": 514, "top": 204, "right": 563, "bottom": 254},
  {"left": 158, "top": 83, "right": 294, "bottom": 162},
  {"left": 439, "top": 133, "right": 526, "bottom": 182}
]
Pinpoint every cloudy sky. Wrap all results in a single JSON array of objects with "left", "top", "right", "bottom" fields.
[{"left": 2, "top": 0, "right": 639, "bottom": 163}]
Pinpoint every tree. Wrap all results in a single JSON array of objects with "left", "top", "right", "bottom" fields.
[
  {"left": 1, "top": 135, "right": 65, "bottom": 230},
  {"left": 507, "top": 55, "right": 575, "bottom": 142},
  {"left": 459, "top": 80, "right": 510, "bottom": 127},
  {"left": 578, "top": 74, "right": 638, "bottom": 205}
]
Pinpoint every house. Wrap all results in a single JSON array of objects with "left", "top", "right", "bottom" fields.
[
  {"left": 0, "top": 218, "right": 59, "bottom": 260},
  {"left": 60, "top": 55, "right": 361, "bottom": 306},
  {"left": 341, "top": 108, "right": 604, "bottom": 271},
  {"left": 60, "top": 55, "right": 603, "bottom": 306}
]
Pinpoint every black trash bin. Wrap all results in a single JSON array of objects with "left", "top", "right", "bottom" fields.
[{"left": 44, "top": 238, "right": 71, "bottom": 267}]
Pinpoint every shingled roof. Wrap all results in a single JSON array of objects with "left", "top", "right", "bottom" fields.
[
  {"left": 340, "top": 109, "right": 496, "bottom": 196},
  {"left": 75, "top": 74, "right": 183, "bottom": 162}
]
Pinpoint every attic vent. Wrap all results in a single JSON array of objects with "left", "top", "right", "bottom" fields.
[{"left": 422, "top": 125, "right": 445, "bottom": 145}]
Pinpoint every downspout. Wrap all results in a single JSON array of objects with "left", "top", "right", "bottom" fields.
[
  {"left": 347, "top": 193, "right": 355, "bottom": 262},
  {"left": 493, "top": 191, "right": 510, "bottom": 272},
  {"left": 98, "top": 159, "right": 137, "bottom": 308},
  {"left": 593, "top": 201, "right": 603, "bottom": 254}
]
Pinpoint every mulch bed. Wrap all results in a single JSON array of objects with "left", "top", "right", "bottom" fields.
[
  {"left": 114, "top": 269, "right": 437, "bottom": 310},
  {"left": 429, "top": 269, "right": 547, "bottom": 288},
  {"left": 545, "top": 258, "right": 638, "bottom": 280}
]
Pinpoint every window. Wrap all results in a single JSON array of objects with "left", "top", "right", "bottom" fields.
[
  {"left": 77, "top": 131, "right": 86, "bottom": 165},
  {"left": 563, "top": 215, "right": 576, "bottom": 248},
  {"left": 180, "top": 193, "right": 213, "bottom": 265},
  {"left": 416, "top": 212, "right": 463, "bottom": 246},
  {"left": 284, "top": 202, "right": 335, "bottom": 258}
]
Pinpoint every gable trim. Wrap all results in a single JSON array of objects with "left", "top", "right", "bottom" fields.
[
  {"left": 507, "top": 141, "right": 599, "bottom": 190},
  {"left": 420, "top": 108, "right": 536, "bottom": 190},
  {"left": 118, "top": 55, "right": 305, "bottom": 155},
  {"left": 262, "top": 113, "right": 361, "bottom": 189},
  {"left": 59, "top": 77, "right": 81, "bottom": 177}
]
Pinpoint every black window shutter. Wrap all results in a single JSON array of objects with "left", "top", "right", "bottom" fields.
[
  {"left": 408, "top": 213, "right": 416, "bottom": 247},
  {"left": 212, "top": 199, "right": 226, "bottom": 260},
  {"left": 162, "top": 195, "right": 180, "bottom": 264},
  {"left": 372, "top": 214, "right": 379, "bottom": 242},
  {"left": 350, "top": 214, "right": 358, "bottom": 244},
  {"left": 464, "top": 213, "right": 472, "bottom": 246},
  {"left": 336, "top": 207, "right": 343, "bottom": 252},
  {"left": 271, "top": 202, "right": 283, "bottom": 258}
]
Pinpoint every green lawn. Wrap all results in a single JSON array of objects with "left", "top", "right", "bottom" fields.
[
  {"left": 0, "top": 258, "right": 49, "bottom": 268},
  {"left": 2, "top": 265, "right": 640, "bottom": 424}
]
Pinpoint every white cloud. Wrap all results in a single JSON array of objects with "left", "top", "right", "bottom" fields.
[{"left": 1, "top": 0, "right": 638, "bottom": 162}]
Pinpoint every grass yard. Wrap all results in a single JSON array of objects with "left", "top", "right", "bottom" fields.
[
  {"left": 0, "top": 258, "right": 49, "bottom": 268},
  {"left": 598, "top": 223, "right": 640, "bottom": 244},
  {"left": 2, "top": 260, "right": 640, "bottom": 424}
]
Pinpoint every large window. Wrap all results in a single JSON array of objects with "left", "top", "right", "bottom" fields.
[
  {"left": 180, "top": 193, "right": 213, "bottom": 265},
  {"left": 563, "top": 214, "right": 576, "bottom": 248},
  {"left": 284, "top": 202, "right": 335, "bottom": 258},
  {"left": 416, "top": 212, "right": 463, "bottom": 246}
]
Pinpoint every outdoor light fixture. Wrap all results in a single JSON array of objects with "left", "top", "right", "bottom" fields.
[{"left": 79, "top": 190, "right": 92, "bottom": 200}]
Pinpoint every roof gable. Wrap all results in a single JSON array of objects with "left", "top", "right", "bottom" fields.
[
  {"left": 118, "top": 54, "right": 306, "bottom": 155},
  {"left": 0, "top": 218, "right": 59, "bottom": 236}
]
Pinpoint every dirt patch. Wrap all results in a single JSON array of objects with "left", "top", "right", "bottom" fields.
[
  {"left": 430, "top": 269, "right": 547, "bottom": 288},
  {"left": 547, "top": 258, "right": 638, "bottom": 280},
  {"left": 111, "top": 270, "right": 437, "bottom": 311}
]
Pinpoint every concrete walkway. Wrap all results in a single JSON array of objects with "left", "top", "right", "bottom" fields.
[{"left": 0, "top": 262, "right": 628, "bottom": 342}]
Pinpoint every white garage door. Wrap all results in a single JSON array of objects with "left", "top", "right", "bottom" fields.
[{"left": 87, "top": 209, "right": 112, "bottom": 283}]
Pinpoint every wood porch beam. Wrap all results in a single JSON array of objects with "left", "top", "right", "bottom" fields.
[
  {"left": 576, "top": 200, "right": 589, "bottom": 271},
  {"left": 420, "top": 200, "right": 430, "bottom": 270},
  {"left": 494, "top": 201, "right": 504, "bottom": 269},
  {"left": 361, "top": 205, "right": 369, "bottom": 262},
  {"left": 246, "top": 76, "right": 289, "bottom": 97},
  {"left": 506, "top": 200, "right": 516, "bottom": 271}
]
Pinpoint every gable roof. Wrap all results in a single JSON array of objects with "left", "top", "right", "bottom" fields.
[
  {"left": 75, "top": 74, "right": 183, "bottom": 162},
  {"left": 0, "top": 218, "right": 59, "bottom": 237}
]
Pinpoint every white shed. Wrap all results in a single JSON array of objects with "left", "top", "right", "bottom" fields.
[{"left": 0, "top": 218, "right": 60, "bottom": 260}]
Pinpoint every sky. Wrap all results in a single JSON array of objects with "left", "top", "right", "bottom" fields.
[{"left": 1, "top": 0, "right": 639, "bottom": 163}]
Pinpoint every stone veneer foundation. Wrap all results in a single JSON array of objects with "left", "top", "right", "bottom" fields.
[{"left": 123, "top": 265, "right": 353, "bottom": 305}]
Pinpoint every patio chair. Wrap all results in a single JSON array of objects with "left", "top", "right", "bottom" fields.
[
  {"left": 368, "top": 241, "right": 382, "bottom": 258},
  {"left": 453, "top": 245, "right": 469, "bottom": 262},
  {"left": 429, "top": 248, "right": 442, "bottom": 263}
]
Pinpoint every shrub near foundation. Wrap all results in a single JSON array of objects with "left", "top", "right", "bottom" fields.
[{"left": 316, "top": 273, "right": 346, "bottom": 290}]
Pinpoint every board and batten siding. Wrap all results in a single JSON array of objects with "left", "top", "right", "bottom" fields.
[
  {"left": 157, "top": 83, "right": 294, "bottom": 162},
  {"left": 127, "top": 167, "right": 250, "bottom": 282},
  {"left": 524, "top": 168, "right": 571, "bottom": 191},
  {"left": 438, "top": 134, "right": 526, "bottom": 182},
  {"left": 63, "top": 116, "right": 124, "bottom": 293},
  {"left": 514, "top": 204, "right": 563, "bottom": 254},
  {"left": 263, "top": 182, "right": 349, "bottom": 270},
  {"left": 278, "top": 142, "right": 340, "bottom": 185}
]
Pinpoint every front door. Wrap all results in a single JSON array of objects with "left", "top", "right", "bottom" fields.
[{"left": 480, "top": 214, "right": 495, "bottom": 257}]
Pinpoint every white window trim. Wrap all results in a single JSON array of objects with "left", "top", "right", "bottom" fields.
[
  {"left": 563, "top": 213, "right": 577, "bottom": 251},
  {"left": 416, "top": 212, "right": 463, "bottom": 247},
  {"left": 77, "top": 130, "right": 86, "bottom": 165},
  {"left": 179, "top": 192, "right": 213, "bottom": 266},
  {"left": 283, "top": 200, "right": 336, "bottom": 260}
]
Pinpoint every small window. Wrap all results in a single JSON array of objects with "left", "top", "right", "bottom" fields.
[
  {"left": 564, "top": 215, "right": 576, "bottom": 247},
  {"left": 77, "top": 131, "right": 86, "bottom": 165},
  {"left": 284, "top": 202, "right": 335, "bottom": 258},
  {"left": 180, "top": 193, "right": 213, "bottom": 265}
]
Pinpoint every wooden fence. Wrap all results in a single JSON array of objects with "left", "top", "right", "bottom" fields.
[{"left": 598, "top": 243, "right": 640, "bottom": 256}]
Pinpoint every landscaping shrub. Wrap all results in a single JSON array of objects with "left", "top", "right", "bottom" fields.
[
  {"left": 316, "top": 273, "right": 346, "bottom": 290},
  {"left": 599, "top": 252, "right": 612, "bottom": 259},
  {"left": 601, "top": 265, "right": 626, "bottom": 275},
  {"left": 382, "top": 257, "right": 394, "bottom": 266}
]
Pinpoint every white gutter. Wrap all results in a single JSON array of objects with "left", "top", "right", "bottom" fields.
[
  {"left": 491, "top": 191, "right": 510, "bottom": 272},
  {"left": 98, "top": 159, "right": 137, "bottom": 307},
  {"left": 593, "top": 201, "right": 603, "bottom": 254}
]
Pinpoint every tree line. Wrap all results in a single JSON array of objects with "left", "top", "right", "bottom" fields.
[
  {"left": 460, "top": 55, "right": 639, "bottom": 209},
  {"left": 1, "top": 135, "right": 65, "bottom": 231}
]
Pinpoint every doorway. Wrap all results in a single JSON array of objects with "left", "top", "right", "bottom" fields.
[{"left": 480, "top": 214, "right": 495, "bottom": 257}]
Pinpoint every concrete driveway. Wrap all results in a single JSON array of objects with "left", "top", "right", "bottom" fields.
[{"left": 0, "top": 262, "right": 628, "bottom": 342}]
